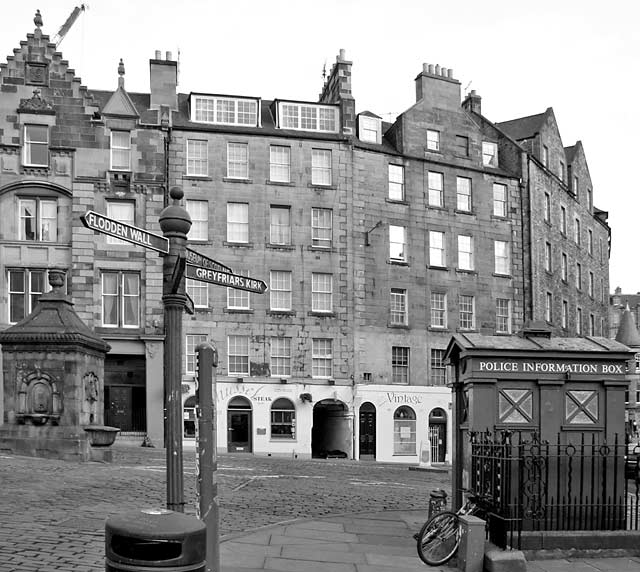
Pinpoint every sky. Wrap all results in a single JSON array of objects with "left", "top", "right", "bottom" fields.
[{"left": 2, "top": 0, "right": 639, "bottom": 292}]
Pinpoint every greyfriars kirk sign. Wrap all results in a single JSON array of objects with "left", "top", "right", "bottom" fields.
[{"left": 476, "top": 359, "right": 626, "bottom": 376}]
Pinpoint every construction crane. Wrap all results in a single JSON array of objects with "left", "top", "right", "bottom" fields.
[{"left": 52, "top": 4, "right": 87, "bottom": 47}]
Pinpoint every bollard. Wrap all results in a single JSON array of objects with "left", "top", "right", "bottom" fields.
[{"left": 428, "top": 488, "right": 448, "bottom": 520}]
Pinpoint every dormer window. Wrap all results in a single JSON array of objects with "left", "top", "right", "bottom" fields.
[
  {"left": 482, "top": 141, "right": 498, "bottom": 167},
  {"left": 23, "top": 125, "right": 49, "bottom": 167},
  {"left": 358, "top": 115, "right": 381, "bottom": 143},
  {"left": 110, "top": 131, "right": 131, "bottom": 171},
  {"left": 276, "top": 101, "right": 338, "bottom": 133},
  {"left": 191, "top": 95, "right": 259, "bottom": 126}
]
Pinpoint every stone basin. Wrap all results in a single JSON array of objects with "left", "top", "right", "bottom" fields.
[{"left": 83, "top": 425, "right": 120, "bottom": 447}]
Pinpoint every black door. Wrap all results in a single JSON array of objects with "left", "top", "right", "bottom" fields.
[
  {"left": 359, "top": 403, "right": 376, "bottom": 458},
  {"left": 227, "top": 410, "right": 252, "bottom": 452}
]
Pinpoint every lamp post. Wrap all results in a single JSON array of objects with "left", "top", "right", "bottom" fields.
[{"left": 159, "top": 186, "right": 191, "bottom": 512}]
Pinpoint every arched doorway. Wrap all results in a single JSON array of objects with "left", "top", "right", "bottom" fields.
[
  {"left": 312, "top": 399, "right": 350, "bottom": 458},
  {"left": 227, "top": 396, "right": 252, "bottom": 452},
  {"left": 183, "top": 395, "right": 197, "bottom": 438},
  {"left": 428, "top": 407, "right": 447, "bottom": 463},
  {"left": 359, "top": 402, "right": 376, "bottom": 459}
]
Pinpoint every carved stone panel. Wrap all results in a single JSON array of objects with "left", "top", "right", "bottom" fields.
[{"left": 25, "top": 62, "right": 48, "bottom": 86}]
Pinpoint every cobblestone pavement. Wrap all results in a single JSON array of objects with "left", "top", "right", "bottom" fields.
[{"left": 0, "top": 444, "right": 448, "bottom": 571}]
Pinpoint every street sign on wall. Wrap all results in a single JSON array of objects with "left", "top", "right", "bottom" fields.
[
  {"left": 80, "top": 210, "right": 169, "bottom": 254},
  {"left": 185, "top": 265, "right": 267, "bottom": 294}
]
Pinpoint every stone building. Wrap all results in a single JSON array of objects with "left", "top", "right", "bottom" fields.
[
  {"left": 610, "top": 287, "right": 640, "bottom": 339},
  {"left": 0, "top": 13, "right": 611, "bottom": 462}
]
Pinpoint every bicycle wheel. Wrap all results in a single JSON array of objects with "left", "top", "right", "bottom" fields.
[{"left": 416, "top": 510, "right": 461, "bottom": 566}]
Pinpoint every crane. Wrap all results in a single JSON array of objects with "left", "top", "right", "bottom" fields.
[{"left": 52, "top": 4, "right": 87, "bottom": 47}]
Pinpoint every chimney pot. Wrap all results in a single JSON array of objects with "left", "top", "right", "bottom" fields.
[
  {"left": 339, "top": 48, "right": 346, "bottom": 61},
  {"left": 155, "top": 50, "right": 161, "bottom": 59},
  {"left": 423, "top": 63, "right": 429, "bottom": 73},
  {"left": 435, "top": 64, "right": 441, "bottom": 75},
  {"left": 428, "top": 64, "right": 435, "bottom": 74},
  {"left": 166, "top": 51, "right": 172, "bottom": 61},
  {"left": 448, "top": 69, "right": 453, "bottom": 78},
  {"left": 441, "top": 67, "right": 447, "bottom": 77}
]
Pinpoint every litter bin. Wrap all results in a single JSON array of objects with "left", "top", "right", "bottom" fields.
[
  {"left": 105, "top": 508, "right": 206, "bottom": 571},
  {"left": 428, "top": 488, "right": 448, "bottom": 520}
]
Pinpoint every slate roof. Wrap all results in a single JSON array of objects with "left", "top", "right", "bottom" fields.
[
  {"left": 495, "top": 111, "right": 547, "bottom": 141},
  {"left": 615, "top": 308, "right": 640, "bottom": 348}
]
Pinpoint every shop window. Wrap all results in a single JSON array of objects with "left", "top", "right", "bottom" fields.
[
  {"left": 270, "top": 398, "right": 295, "bottom": 439},
  {"left": 393, "top": 406, "right": 416, "bottom": 455}
]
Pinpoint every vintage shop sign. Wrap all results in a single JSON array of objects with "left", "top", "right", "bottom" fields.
[{"left": 476, "top": 359, "right": 625, "bottom": 375}]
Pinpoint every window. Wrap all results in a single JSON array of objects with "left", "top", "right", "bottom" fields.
[
  {"left": 8, "top": 268, "right": 49, "bottom": 323},
  {"left": 430, "top": 292, "right": 447, "bottom": 328},
  {"left": 186, "top": 279, "right": 208, "bottom": 308},
  {"left": 389, "top": 225, "right": 406, "bottom": 262},
  {"left": 186, "top": 200, "right": 208, "bottom": 241},
  {"left": 312, "top": 273, "right": 333, "bottom": 313},
  {"left": 459, "top": 295, "right": 475, "bottom": 330},
  {"left": 456, "top": 177, "right": 472, "bottom": 212},
  {"left": 359, "top": 115, "right": 380, "bottom": 143},
  {"left": 589, "top": 314, "right": 595, "bottom": 336},
  {"left": 455, "top": 135, "right": 469, "bottom": 156},
  {"left": 587, "top": 188, "right": 593, "bottom": 212},
  {"left": 270, "top": 206, "right": 291, "bottom": 245},
  {"left": 312, "top": 149, "right": 332, "bottom": 186},
  {"left": 427, "top": 172, "right": 444, "bottom": 207},
  {"left": 227, "top": 142, "right": 248, "bottom": 179},
  {"left": 576, "top": 308, "right": 583, "bottom": 335},
  {"left": 544, "top": 242, "right": 552, "bottom": 272},
  {"left": 542, "top": 145, "right": 549, "bottom": 167},
  {"left": 588, "top": 229, "right": 593, "bottom": 255},
  {"left": 270, "top": 145, "right": 291, "bottom": 182},
  {"left": 430, "top": 349, "right": 446, "bottom": 385},
  {"left": 559, "top": 161, "right": 566, "bottom": 182},
  {"left": 101, "top": 271, "right": 140, "bottom": 328},
  {"left": 186, "top": 334, "right": 208, "bottom": 374},
  {"left": 227, "top": 270, "right": 250, "bottom": 310},
  {"left": 228, "top": 335, "right": 249, "bottom": 375},
  {"left": 601, "top": 278, "right": 605, "bottom": 304},
  {"left": 192, "top": 95, "right": 258, "bottom": 126},
  {"left": 393, "top": 406, "right": 416, "bottom": 455},
  {"left": 392, "top": 346, "right": 409, "bottom": 384},
  {"left": 495, "top": 240, "right": 510, "bottom": 275},
  {"left": 270, "top": 270, "right": 292, "bottom": 311},
  {"left": 278, "top": 102, "right": 338, "bottom": 132},
  {"left": 458, "top": 235, "right": 473, "bottom": 271},
  {"left": 18, "top": 198, "right": 57, "bottom": 242},
  {"left": 227, "top": 203, "right": 248, "bottom": 243},
  {"left": 545, "top": 292, "right": 553, "bottom": 323},
  {"left": 427, "top": 130, "right": 440, "bottom": 151},
  {"left": 496, "top": 299, "right": 511, "bottom": 334},
  {"left": 271, "top": 398, "right": 295, "bottom": 439},
  {"left": 562, "top": 300, "right": 569, "bottom": 329},
  {"left": 312, "top": 338, "right": 332, "bottom": 378},
  {"left": 493, "top": 184, "right": 507, "bottom": 217},
  {"left": 544, "top": 193, "right": 551, "bottom": 222},
  {"left": 574, "top": 218, "right": 581, "bottom": 245},
  {"left": 573, "top": 175, "right": 579, "bottom": 197},
  {"left": 270, "top": 337, "right": 291, "bottom": 377},
  {"left": 111, "top": 131, "right": 131, "bottom": 171},
  {"left": 588, "top": 271, "right": 594, "bottom": 297},
  {"left": 482, "top": 141, "right": 498, "bottom": 167},
  {"left": 187, "top": 139, "right": 208, "bottom": 177},
  {"left": 106, "top": 201, "right": 135, "bottom": 246},
  {"left": 311, "top": 208, "right": 332, "bottom": 248},
  {"left": 560, "top": 206, "right": 567, "bottom": 234},
  {"left": 576, "top": 263, "right": 582, "bottom": 290},
  {"left": 429, "top": 231, "right": 446, "bottom": 267},
  {"left": 561, "top": 252, "right": 568, "bottom": 281},
  {"left": 390, "top": 288, "right": 407, "bottom": 325},
  {"left": 23, "top": 125, "right": 48, "bottom": 166},
  {"left": 388, "top": 164, "right": 404, "bottom": 201}
]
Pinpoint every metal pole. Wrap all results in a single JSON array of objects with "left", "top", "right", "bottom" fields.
[
  {"left": 196, "top": 343, "right": 219, "bottom": 572},
  {"left": 159, "top": 187, "right": 191, "bottom": 513}
]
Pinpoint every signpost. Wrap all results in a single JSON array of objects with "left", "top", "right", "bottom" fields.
[
  {"left": 186, "top": 248, "right": 233, "bottom": 274},
  {"left": 80, "top": 210, "right": 169, "bottom": 254},
  {"left": 185, "top": 265, "right": 268, "bottom": 294}
]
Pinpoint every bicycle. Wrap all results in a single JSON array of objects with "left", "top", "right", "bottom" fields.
[{"left": 413, "top": 492, "right": 492, "bottom": 566}]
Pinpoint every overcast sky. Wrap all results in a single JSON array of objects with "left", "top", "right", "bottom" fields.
[{"left": 2, "top": 0, "right": 639, "bottom": 292}]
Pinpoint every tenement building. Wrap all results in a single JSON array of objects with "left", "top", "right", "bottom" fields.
[{"left": 0, "top": 13, "right": 611, "bottom": 462}]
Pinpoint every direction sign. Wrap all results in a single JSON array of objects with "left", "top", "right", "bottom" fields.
[
  {"left": 80, "top": 210, "right": 169, "bottom": 254},
  {"left": 185, "top": 265, "right": 267, "bottom": 294},
  {"left": 186, "top": 248, "right": 232, "bottom": 273}
]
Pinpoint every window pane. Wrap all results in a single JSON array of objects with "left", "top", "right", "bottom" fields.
[
  {"left": 427, "top": 172, "right": 443, "bottom": 207},
  {"left": 312, "top": 338, "right": 332, "bottom": 378},
  {"left": 312, "top": 273, "right": 332, "bottom": 312},
  {"left": 312, "top": 208, "right": 332, "bottom": 248},
  {"left": 270, "top": 146, "right": 290, "bottom": 182},
  {"left": 228, "top": 335, "right": 249, "bottom": 375},
  {"left": 456, "top": 177, "right": 471, "bottom": 211},
  {"left": 429, "top": 231, "right": 445, "bottom": 267},
  {"left": 227, "top": 203, "right": 248, "bottom": 242},
  {"left": 40, "top": 200, "right": 57, "bottom": 241},
  {"left": 186, "top": 200, "right": 208, "bottom": 241},
  {"left": 107, "top": 201, "right": 135, "bottom": 245},
  {"left": 312, "top": 149, "right": 331, "bottom": 186},
  {"left": 389, "top": 225, "right": 406, "bottom": 261},
  {"left": 270, "top": 271, "right": 292, "bottom": 310},
  {"left": 227, "top": 142, "right": 248, "bottom": 179},
  {"left": 271, "top": 337, "right": 291, "bottom": 377},
  {"left": 390, "top": 288, "right": 407, "bottom": 325},
  {"left": 388, "top": 165, "right": 404, "bottom": 200},
  {"left": 430, "top": 292, "right": 446, "bottom": 328},
  {"left": 19, "top": 199, "right": 36, "bottom": 240},
  {"left": 270, "top": 207, "right": 291, "bottom": 245},
  {"left": 187, "top": 140, "right": 208, "bottom": 176}
]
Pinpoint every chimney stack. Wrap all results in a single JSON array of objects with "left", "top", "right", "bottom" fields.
[
  {"left": 150, "top": 49, "right": 178, "bottom": 112},
  {"left": 415, "top": 62, "right": 461, "bottom": 111},
  {"left": 319, "top": 48, "right": 355, "bottom": 135},
  {"left": 462, "top": 89, "right": 482, "bottom": 115}
]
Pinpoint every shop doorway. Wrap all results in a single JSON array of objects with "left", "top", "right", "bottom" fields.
[
  {"left": 359, "top": 402, "right": 376, "bottom": 459},
  {"left": 428, "top": 407, "right": 447, "bottom": 463},
  {"left": 312, "top": 399, "right": 350, "bottom": 458},
  {"left": 227, "top": 396, "right": 252, "bottom": 452},
  {"left": 183, "top": 395, "right": 197, "bottom": 438},
  {"left": 104, "top": 355, "right": 146, "bottom": 434}
]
